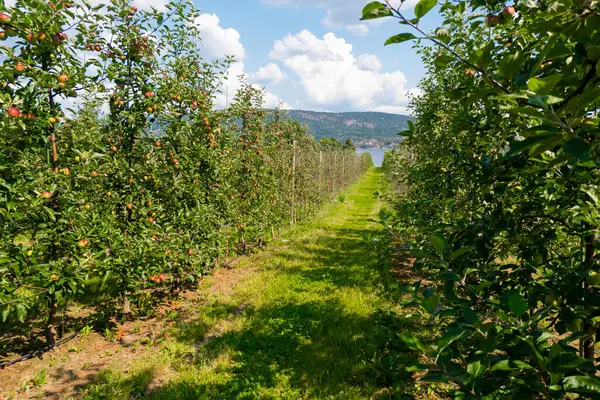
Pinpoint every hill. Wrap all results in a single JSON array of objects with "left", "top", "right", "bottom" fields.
[{"left": 285, "top": 110, "right": 411, "bottom": 148}]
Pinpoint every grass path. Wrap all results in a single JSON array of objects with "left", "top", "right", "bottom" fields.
[{"left": 74, "top": 168, "right": 417, "bottom": 399}]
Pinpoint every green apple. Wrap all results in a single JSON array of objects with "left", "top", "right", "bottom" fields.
[{"left": 586, "top": 271, "right": 600, "bottom": 286}]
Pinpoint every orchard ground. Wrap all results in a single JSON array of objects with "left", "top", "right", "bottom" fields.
[{"left": 0, "top": 168, "right": 436, "bottom": 400}]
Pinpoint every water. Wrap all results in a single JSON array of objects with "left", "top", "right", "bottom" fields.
[{"left": 356, "top": 148, "right": 387, "bottom": 167}]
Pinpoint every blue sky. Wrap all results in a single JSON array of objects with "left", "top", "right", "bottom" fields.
[{"left": 147, "top": 0, "right": 443, "bottom": 114}]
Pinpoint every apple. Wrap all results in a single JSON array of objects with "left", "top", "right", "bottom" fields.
[
  {"left": 187, "top": 249, "right": 193, "bottom": 255},
  {"left": 126, "top": 203, "right": 133, "bottom": 210},
  {"left": 586, "top": 271, "right": 600, "bottom": 286},
  {"left": 77, "top": 239, "right": 89, "bottom": 248},
  {"left": 50, "top": 273, "right": 59, "bottom": 281},
  {"left": 75, "top": 156, "right": 80, "bottom": 162},
  {"left": 0, "top": 13, "right": 10, "bottom": 24},
  {"left": 15, "top": 62, "right": 24, "bottom": 72},
  {"left": 61, "top": 167, "right": 70, "bottom": 175},
  {"left": 26, "top": 249, "right": 33, "bottom": 257},
  {"left": 502, "top": 5, "right": 515, "bottom": 18},
  {"left": 8, "top": 107, "right": 20, "bottom": 118},
  {"left": 48, "top": 117, "right": 57, "bottom": 124},
  {"left": 40, "top": 191, "right": 53, "bottom": 199},
  {"left": 110, "top": 145, "right": 117, "bottom": 151},
  {"left": 486, "top": 14, "right": 500, "bottom": 26},
  {"left": 58, "top": 73, "right": 68, "bottom": 83},
  {"left": 0, "top": 31, "right": 5, "bottom": 40},
  {"left": 544, "top": 294, "right": 559, "bottom": 307},
  {"left": 38, "top": 32, "right": 46, "bottom": 41}
]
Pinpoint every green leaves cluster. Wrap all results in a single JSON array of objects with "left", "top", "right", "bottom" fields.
[
  {"left": 369, "top": 0, "right": 600, "bottom": 397},
  {"left": 0, "top": 0, "right": 373, "bottom": 347}
]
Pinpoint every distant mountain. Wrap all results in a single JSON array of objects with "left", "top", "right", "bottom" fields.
[{"left": 285, "top": 110, "right": 411, "bottom": 148}]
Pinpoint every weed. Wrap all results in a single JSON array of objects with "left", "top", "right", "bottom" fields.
[{"left": 30, "top": 368, "right": 47, "bottom": 387}]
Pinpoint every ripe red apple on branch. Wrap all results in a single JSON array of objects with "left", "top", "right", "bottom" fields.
[
  {"left": 502, "top": 5, "right": 515, "bottom": 18},
  {"left": 8, "top": 107, "right": 20, "bottom": 118}
]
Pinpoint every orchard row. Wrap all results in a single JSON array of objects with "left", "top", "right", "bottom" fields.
[
  {"left": 0, "top": 0, "right": 373, "bottom": 349},
  {"left": 364, "top": 0, "right": 600, "bottom": 397}
]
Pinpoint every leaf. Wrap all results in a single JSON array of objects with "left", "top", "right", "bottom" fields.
[
  {"left": 563, "top": 375, "right": 600, "bottom": 394},
  {"left": 506, "top": 134, "right": 563, "bottom": 157},
  {"left": 527, "top": 75, "right": 561, "bottom": 95},
  {"left": 440, "top": 271, "right": 460, "bottom": 281},
  {"left": 434, "top": 54, "right": 454, "bottom": 69},
  {"left": 419, "top": 371, "right": 448, "bottom": 382},
  {"left": 467, "top": 360, "right": 486, "bottom": 379},
  {"left": 406, "top": 362, "right": 428, "bottom": 372},
  {"left": 399, "top": 333, "right": 428, "bottom": 353},
  {"left": 360, "top": 2, "right": 393, "bottom": 20},
  {"left": 550, "top": 352, "right": 594, "bottom": 372},
  {"left": 490, "top": 359, "right": 533, "bottom": 371},
  {"left": 436, "top": 327, "right": 466, "bottom": 349},
  {"left": 563, "top": 138, "right": 590, "bottom": 161},
  {"left": 397, "top": 130, "right": 413, "bottom": 137},
  {"left": 448, "top": 246, "right": 473, "bottom": 259},
  {"left": 385, "top": 33, "right": 417, "bottom": 46},
  {"left": 561, "top": 87, "right": 600, "bottom": 114},
  {"left": 428, "top": 233, "right": 447, "bottom": 254},
  {"left": 414, "top": 0, "right": 437, "bottom": 18},
  {"left": 508, "top": 293, "right": 528, "bottom": 317},
  {"left": 407, "top": 249, "right": 439, "bottom": 260},
  {"left": 528, "top": 95, "right": 564, "bottom": 106},
  {"left": 425, "top": 294, "right": 440, "bottom": 313},
  {"left": 15, "top": 303, "right": 27, "bottom": 323}
]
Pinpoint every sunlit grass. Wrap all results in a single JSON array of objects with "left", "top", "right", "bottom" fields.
[{"left": 81, "top": 168, "right": 426, "bottom": 400}]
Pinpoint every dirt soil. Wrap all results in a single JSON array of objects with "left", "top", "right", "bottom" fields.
[{"left": 0, "top": 264, "right": 256, "bottom": 400}]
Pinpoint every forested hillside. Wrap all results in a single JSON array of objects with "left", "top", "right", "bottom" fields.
[{"left": 286, "top": 110, "right": 411, "bottom": 148}]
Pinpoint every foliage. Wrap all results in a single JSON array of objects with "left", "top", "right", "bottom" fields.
[
  {"left": 0, "top": 0, "right": 372, "bottom": 349},
  {"left": 364, "top": 0, "right": 600, "bottom": 397}
]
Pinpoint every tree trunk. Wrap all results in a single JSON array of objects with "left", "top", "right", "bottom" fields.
[
  {"left": 123, "top": 292, "right": 131, "bottom": 315},
  {"left": 583, "top": 226, "right": 596, "bottom": 360},
  {"left": 45, "top": 294, "right": 58, "bottom": 345}
]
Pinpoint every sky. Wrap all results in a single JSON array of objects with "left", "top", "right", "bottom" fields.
[
  {"left": 4, "top": 0, "right": 444, "bottom": 115},
  {"left": 177, "top": 0, "right": 445, "bottom": 115}
]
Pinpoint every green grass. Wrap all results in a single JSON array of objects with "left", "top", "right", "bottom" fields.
[{"left": 81, "top": 168, "right": 423, "bottom": 400}]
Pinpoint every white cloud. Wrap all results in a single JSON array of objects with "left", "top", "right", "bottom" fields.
[
  {"left": 345, "top": 24, "right": 369, "bottom": 36},
  {"left": 270, "top": 30, "right": 415, "bottom": 112},
  {"left": 194, "top": 13, "right": 245, "bottom": 60},
  {"left": 216, "top": 62, "right": 292, "bottom": 109},
  {"left": 354, "top": 54, "right": 382, "bottom": 71},
  {"left": 249, "top": 63, "right": 286, "bottom": 85}
]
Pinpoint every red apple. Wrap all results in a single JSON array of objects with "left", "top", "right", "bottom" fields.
[
  {"left": 502, "top": 5, "right": 515, "bottom": 18},
  {"left": 77, "top": 239, "right": 89, "bottom": 248},
  {"left": 486, "top": 14, "right": 500, "bottom": 26},
  {"left": 8, "top": 107, "right": 20, "bottom": 118},
  {"left": 40, "top": 191, "right": 53, "bottom": 199},
  {"left": 0, "top": 13, "right": 10, "bottom": 24},
  {"left": 15, "top": 62, "right": 24, "bottom": 72}
]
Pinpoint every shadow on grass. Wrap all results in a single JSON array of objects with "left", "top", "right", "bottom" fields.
[{"left": 147, "top": 300, "right": 416, "bottom": 399}]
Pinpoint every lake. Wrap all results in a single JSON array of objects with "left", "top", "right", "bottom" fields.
[{"left": 356, "top": 148, "right": 387, "bottom": 167}]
